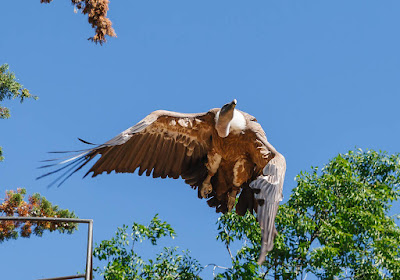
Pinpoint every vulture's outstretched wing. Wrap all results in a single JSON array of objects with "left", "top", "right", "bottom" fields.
[
  {"left": 250, "top": 153, "right": 286, "bottom": 265},
  {"left": 39, "top": 109, "right": 218, "bottom": 187},
  {"left": 245, "top": 120, "right": 286, "bottom": 265}
]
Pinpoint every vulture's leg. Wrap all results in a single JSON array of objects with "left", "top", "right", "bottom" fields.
[
  {"left": 228, "top": 158, "right": 253, "bottom": 211},
  {"left": 199, "top": 151, "right": 222, "bottom": 198},
  {"left": 227, "top": 189, "right": 239, "bottom": 211}
]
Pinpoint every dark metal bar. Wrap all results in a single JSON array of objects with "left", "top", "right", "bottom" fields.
[
  {"left": 37, "top": 274, "right": 85, "bottom": 280},
  {"left": 0, "top": 216, "right": 92, "bottom": 223},
  {"left": 0, "top": 216, "right": 93, "bottom": 280}
]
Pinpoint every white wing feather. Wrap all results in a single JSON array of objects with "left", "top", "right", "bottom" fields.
[{"left": 250, "top": 153, "right": 286, "bottom": 265}]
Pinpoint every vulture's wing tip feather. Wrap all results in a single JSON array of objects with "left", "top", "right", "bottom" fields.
[
  {"left": 83, "top": 170, "right": 94, "bottom": 178},
  {"left": 37, "top": 163, "right": 59, "bottom": 169},
  {"left": 47, "top": 147, "right": 93, "bottom": 154},
  {"left": 78, "top": 137, "right": 97, "bottom": 145},
  {"left": 39, "top": 148, "right": 93, "bottom": 163},
  {"left": 257, "top": 247, "right": 268, "bottom": 265},
  {"left": 250, "top": 153, "right": 286, "bottom": 265},
  {"left": 37, "top": 149, "right": 94, "bottom": 188}
]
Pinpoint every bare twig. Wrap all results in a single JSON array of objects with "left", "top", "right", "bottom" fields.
[
  {"left": 196, "top": 263, "right": 229, "bottom": 278},
  {"left": 224, "top": 227, "right": 234, "bottom": 260}
]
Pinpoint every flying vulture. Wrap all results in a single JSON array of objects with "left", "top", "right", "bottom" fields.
[{"left": 39, "top": 99, "right": 286, "bottom": 264}]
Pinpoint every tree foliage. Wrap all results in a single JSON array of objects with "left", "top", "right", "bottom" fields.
[
  {"left": 215, "top": 211, "right": 264, "bottom": 279},
  {"left": 0, "top": 188, "right": 78, "bottom": 242},
  {"left": 216, "top": 149, "right": 400, "bottom": 279},
  {"left": 0, "top": 63, "right": 37, "bottom": 161},
  {"left": 93, "top": 149, "right": 400, "bottom": 279},
  {"left": 0, "top": 63, "right": 36, "bottom": 120},
  {"left": 40, "top": 0, "right": 116, "bottom": 44},
  {"left": 93, "top": 214, "right": 202, "bottom": 279}
]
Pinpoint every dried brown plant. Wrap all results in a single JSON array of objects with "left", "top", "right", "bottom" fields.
[
  {"left": 41, "top": 0, "right": 116, "bottom": 44},
  {"left": 0, "top": 189, "right": 77, "bottom": 242}
]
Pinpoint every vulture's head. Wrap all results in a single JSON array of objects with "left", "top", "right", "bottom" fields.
[
  {"left": 219, "top": 99, "right": 237, "bottom": 120},
  {"left": 215, "top": 99, "right": 245, "bottom": 138}
]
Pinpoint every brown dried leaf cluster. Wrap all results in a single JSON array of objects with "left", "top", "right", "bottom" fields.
[
  {"left": 0, "top": 189, "right": 77, "bottom": 242},
  {"left": 41, "top": 0, "right": 116, "bottom": 44}
]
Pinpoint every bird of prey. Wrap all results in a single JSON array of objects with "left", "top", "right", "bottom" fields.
[{"left": 39, "top": 99, "right": 286, "bottom": 264}]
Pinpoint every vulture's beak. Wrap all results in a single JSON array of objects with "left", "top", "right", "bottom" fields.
[
  {"left": 226, "top": 99, "right": 237, "bottom": 111},
  {"left": 219, "top": 99, "right": 237, "bottom": 117}
]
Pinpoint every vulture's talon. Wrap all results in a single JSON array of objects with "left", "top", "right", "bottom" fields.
[{"left": 200, "top": 182, "right": 213, "bottom": 198}]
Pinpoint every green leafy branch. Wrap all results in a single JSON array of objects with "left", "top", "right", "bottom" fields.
[
  {"left": 94, "top": 214, "right": 202, "bottom": 280},
  {"left": 0, "top": 63, "right": 37, "bottom": 161},
  {"left": 0, "top": 63, "right": 37, "bottom": 119}
]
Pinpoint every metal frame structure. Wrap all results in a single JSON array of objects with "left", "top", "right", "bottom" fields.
[{"left": 0, "top": 217, "right": 93, "bottom": 280}]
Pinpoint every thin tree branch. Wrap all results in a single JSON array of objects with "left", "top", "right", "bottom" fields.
[
  {"left": 224, "top": 227, "right": 234, "bottom": 260},
  {"left": 196, "top": 263, "right": 229, "bottom": 278}
]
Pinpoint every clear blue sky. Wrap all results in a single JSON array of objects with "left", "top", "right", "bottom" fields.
[{"left": 1, "top": 1, "right": 400, "bottom": 279}]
